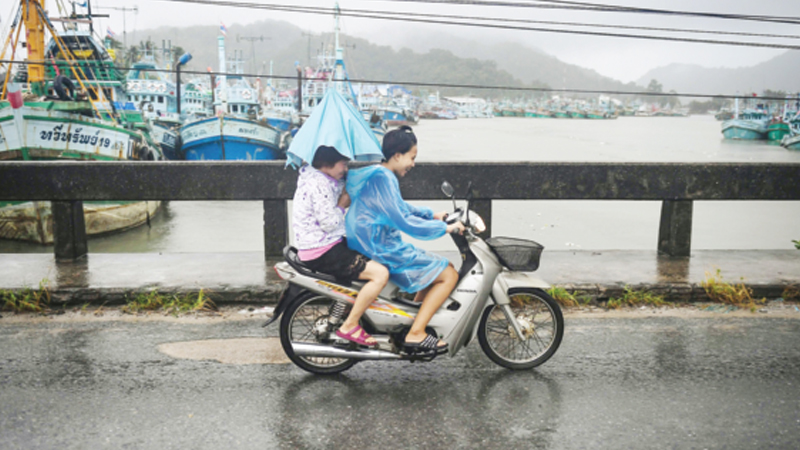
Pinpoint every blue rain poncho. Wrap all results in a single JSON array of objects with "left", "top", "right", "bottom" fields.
[{"left": 345, "top": 165, "right": 449, "bottom": 293}]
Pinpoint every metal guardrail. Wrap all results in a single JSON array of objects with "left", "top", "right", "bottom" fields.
[{"left": 2, "top": 161, "right": 799, "bottom": 260}]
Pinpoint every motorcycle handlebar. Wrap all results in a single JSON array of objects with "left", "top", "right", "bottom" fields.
[{"left": 445, "top": 208, "right": 463, "bottom": 224}]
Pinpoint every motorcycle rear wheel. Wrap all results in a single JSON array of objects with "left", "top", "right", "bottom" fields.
[
  {"left": 477, "top": 288, "right": 564, "bottom": 370},
  {"left": 279, "top": 292, "right": 358, "bottom": 375}
]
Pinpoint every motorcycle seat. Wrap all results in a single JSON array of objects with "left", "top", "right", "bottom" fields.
[{"left": 283, "top": 246, "right": 352, "bottom": 287}]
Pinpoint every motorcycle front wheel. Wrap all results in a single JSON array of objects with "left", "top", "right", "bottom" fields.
[
  {"left": 477, "top": 288, "right": 564, "bottom": 370},
  {"left": 279, "top": 292, "right": 358, "bottom": 375}
]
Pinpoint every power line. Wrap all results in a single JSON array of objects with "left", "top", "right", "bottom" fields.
[
  {"left": 153, "top": 0, "right": 800, "bottom": 50},
  {"left": 153, "top": 0, "right": 800, "bottom": 41},
  {"left": 322, "top": 2, "right": 800, "bottom": 41},
  {"left": 382, "top": 0, "right": 800, "bottom": 25},
  {"left": 5, "top": 59, "right": 796, "bottom": 101},
  {"left": 533, "top": 0, "right": 800, "bottom": 25}
]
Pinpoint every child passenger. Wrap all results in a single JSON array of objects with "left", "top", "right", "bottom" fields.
[{"left": 292, "top": 145, "right": 389, "bottom": 348}]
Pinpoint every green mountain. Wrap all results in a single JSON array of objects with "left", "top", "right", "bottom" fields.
[
  {"left": 122, "top": 19, "right": 631, "bottom": 98},
  {"left": 386, "top": 32, "right": 640, "bottom": 94},
  {"left": 636, "top": 51, "right": 800, "bottom": 96}
]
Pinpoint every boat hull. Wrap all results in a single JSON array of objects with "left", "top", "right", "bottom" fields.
[
  {"left": 721, "top": 120, "right": 768, "bottom": 140},
  {"left": 265, "top": 116, "right": 292, "bottom": 132},
  {"left": 151, "top": 121, "right": 181, "bottom": 160},
  {"left": 0, "top": 201, "right": 160, "bottom": 244},
  {"left": 781, "top": 134, "right": 800, "bottom": 150},
  {"left": 0, "top": 103, "right": 155, "bottom": 160},
  {"left": 767, "top": 123, "right": 791, "bottom": 142},
  {"left": 181, "top": 116, "right": 282, "bottom": 160},
  {"left": 382, "top": 110, "right": 416, "bottom": 126}
]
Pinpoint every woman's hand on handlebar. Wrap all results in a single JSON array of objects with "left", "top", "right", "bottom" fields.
[
  {"left": 434, "top": 211, "right": 449, "bottom": 221},
  {"left": 446, "top": 222, "right": 466, "bottom": 235}
]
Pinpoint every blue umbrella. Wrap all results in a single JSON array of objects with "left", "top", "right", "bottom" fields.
[{"left": 286, "top": 89, "right": 383, "bottom": 168}]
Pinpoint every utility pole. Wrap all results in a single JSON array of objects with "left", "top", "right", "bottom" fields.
[
  {"left": 236, "top": 34, "right": 270, "bottom": 74},
  {"left": 95, "top": 5, "right": 138, "bottom": 49}
]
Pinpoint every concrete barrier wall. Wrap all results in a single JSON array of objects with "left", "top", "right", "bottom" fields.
[{"left": 2, "top": 161, "right": 799, "bottom": 259}]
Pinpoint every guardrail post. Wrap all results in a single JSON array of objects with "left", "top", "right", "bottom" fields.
[
  {"left": 52, "top": 200, "right": 88, "bottom": 261},
  {"left": 658, "top": 200, "right": 693, "bottom": 257},
  {"left": 264, "top": 199, "right": 289, "bottom": 259},
  {"left": 471, "top": 199, "right": 492, "bottom": 237}
]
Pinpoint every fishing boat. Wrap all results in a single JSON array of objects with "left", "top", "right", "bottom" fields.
[
  {"left": 524, "top": 107, "right": 550, "bottom": 118},
  {"left": 722, "top": 112, "right": 769, "bottom": 140},
  {"left": 294, "top": 3, "right": 385, "bottom": 141},
  {"left": 782, "top": 134, "right": 800, "bottom": 150},
  {"left": 721, "top": 103, "right": 770, "bottom": 140},
  {"left": 767, "top": 117, "right": 791, "bottom": 143},
  {"left": 780, "top": 112, "right": 800, "bottom": 150},
  {"left": 714, "top": 109, "right": 734, "bottom": 121},
  {"left": 587, "top": 110, "right": 607, "bottom": 119},
  {"left": 551, "top": 109, "right": 570, "bottom": 119},
  {"left": 568, "top": 109, "right": 587, "bottom": 119},
  {"left": 180, "top": 77, "right": 214, "bottom": 121},
  {"left": 0, "top": 0, "right": 162, "bottom": 244},
  {"left": 125, "top": 44, "right": 183, "bottom": 159},
  {"left": 180, "top": 35, "right": 283, "bottom": 160},
  {"left": 721, "top": 98, "right": 771, "bottom": 140},
  {"left": 371, "top": 105, "right": 417, "bottom": 126},
  {"left": 259, "top": 64, "right": 298, "bottom": 133}
]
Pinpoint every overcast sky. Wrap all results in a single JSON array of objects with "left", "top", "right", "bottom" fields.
[{"left": 10, "top": 0, "right": 800, "bottom": 82}]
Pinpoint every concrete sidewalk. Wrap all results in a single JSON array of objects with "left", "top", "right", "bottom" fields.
[{"left": 0, "top": 250, "right": 797, "bottom": 304}]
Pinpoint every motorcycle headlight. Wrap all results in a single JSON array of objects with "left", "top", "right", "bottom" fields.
[{"left": 468, "top": 211, "right": 486, "bottom": 233}]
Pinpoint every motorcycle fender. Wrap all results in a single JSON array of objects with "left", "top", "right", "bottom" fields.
[
  {"left": 262, "top": 283, "right": 303, "bottom": 327},
  {"left": 491, "top": 271, "right": 550, "bottom": 305}
]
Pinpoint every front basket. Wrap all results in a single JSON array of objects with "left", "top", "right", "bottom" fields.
[{"left": 485, "top": 237, "right": 544, "bottom": 272}]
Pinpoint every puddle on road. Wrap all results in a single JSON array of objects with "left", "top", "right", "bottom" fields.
[{"left": 158, "top": 338, "right": 290, "bottom": 365}]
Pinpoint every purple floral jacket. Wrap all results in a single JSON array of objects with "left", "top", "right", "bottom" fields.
[{"left": 292, "top": 165, "right": 346, "bottom": 250}]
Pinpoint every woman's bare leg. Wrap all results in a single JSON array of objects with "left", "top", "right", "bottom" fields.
[
  {"left": 413, "top": 285, "right": 431, "bottom": 303},
  {"left": 339, "top": 261, "right": 389, "bottom": 344},
  {"left": 405, "top": 266, "right": 458, "bottom": 346}
]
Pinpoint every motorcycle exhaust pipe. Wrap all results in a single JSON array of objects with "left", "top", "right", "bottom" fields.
[{"left": 292, "top": 342, "right": 402, "bottom": 360}]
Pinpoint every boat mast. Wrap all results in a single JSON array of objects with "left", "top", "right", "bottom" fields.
[
  {"left": 217, "top": 35, "right": 227, "bottom": 113},
  {"left": 23, "top": 0, "right": 47, "bottom": 96},
  {"left": 332, "top": 2, "right": 359, "bottom": 108},
  {"left": 333, "top": 2, "right": 343, "bottom": 96}
]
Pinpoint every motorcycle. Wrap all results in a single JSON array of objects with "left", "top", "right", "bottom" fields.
[{"left": 264, "top": 181, "right": 564, "bottom": 374}]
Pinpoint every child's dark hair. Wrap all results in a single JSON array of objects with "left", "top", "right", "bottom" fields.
[
  {"left": 381, "top": 125, "right": 417, "bottom": 161},
  {"left": 312, "top": 145, "right": 349, "bottom": 169}
]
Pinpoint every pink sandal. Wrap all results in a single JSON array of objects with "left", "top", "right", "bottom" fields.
[{"left": 336, "top": 325, "right": 378, "bottom": 348}]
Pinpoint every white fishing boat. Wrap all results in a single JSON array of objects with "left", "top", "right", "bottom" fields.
[{"left": 0, "top": 0, "right": 162, "bottom": 244}]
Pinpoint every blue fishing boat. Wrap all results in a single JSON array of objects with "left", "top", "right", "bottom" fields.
[{"left": 180, "top": 35, "right": 283, "bottom": 160}]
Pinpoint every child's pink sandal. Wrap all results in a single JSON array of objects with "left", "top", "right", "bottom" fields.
[{"left": 336, "top": 325, "right": 378, "bottom": 348}]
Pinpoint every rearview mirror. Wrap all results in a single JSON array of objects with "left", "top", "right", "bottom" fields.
[{"left": 441, "top": 181, "right": 454, "bottom": 198}]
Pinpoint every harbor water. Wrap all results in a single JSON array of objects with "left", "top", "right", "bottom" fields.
[{"left": 2, "top": 115, "right": 799, "bottom": 254}]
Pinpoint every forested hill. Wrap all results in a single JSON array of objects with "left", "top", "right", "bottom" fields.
[
  {"left": 636, "top": 51, "right": 800, "bottom": 96},
  {"left": 121, "top": 20, "right": 537, "bottom": 97},
  {"left": 382, "top": 32, "right": 640, "bottom": 93}
]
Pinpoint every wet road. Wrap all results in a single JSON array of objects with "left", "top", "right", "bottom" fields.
[{"left": 1, "top": 314, "right": 799, "bottom": 449}]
